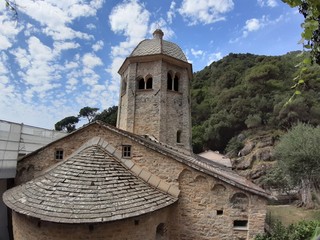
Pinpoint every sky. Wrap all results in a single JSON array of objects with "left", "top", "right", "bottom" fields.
[{"left": 0, "top": 0, "right": 304, "bottom": 129}]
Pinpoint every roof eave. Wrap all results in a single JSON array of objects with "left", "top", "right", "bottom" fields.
[{"left": 118, "top": 54, "right": 193, "bottom": 79}]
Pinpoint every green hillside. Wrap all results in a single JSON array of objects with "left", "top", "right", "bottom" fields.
[{"left": 191, "top": 52, "right": 320, "bottom": 153}]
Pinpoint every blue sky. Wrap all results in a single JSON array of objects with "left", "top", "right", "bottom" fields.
[{"left": 0, "top": 0, "right": 303, "bottom": 129}]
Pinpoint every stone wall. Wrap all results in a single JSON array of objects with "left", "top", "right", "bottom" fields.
[
  {"left": 14, "top": 123, "right": 267, "bottom": 239},
  {"left": 12, "top": 207, "right": 173, "bottom": 240}
]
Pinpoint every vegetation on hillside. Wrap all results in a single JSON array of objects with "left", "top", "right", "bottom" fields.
[{"left": 191, "top": 52, "right": 320, "bottom": 153}]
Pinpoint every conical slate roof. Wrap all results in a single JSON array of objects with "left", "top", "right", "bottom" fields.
[
  {"left": 3, "top": 145, "right": 177, "bottom": 223},
  {"left": 129, "top": 29, "right": 188, "bottom": 62}
]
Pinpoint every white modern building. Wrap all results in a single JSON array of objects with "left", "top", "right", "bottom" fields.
[{"left": 0, "top": 120, "right": 67, "bottom": 240}]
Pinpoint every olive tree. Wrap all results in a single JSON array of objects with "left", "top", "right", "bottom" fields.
[{"left": 275, "top": 123, "right": 320, "bottom": 208}]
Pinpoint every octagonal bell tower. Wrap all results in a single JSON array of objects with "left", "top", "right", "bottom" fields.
[{"left": 117, "top": 29, "right": 193, "bottom": 150}]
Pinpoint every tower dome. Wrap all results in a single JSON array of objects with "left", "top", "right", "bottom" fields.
[
  {"left": 130, "top": 29, "right": 188, "bottom": 62},
  {"left": 117, "top": 29, "right": 192, "bottom": 150}
]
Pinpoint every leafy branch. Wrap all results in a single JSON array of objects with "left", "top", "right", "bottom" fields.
[
  {"left": 3, "top": 0, "right": 18, "bottom": 21},
  {"left": 282, "top": 0, "right": 320, "bottom": 101}
]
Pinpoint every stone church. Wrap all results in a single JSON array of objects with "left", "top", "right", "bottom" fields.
[{"left": 3, "top": 29, "right": 270, "bottom": 240}]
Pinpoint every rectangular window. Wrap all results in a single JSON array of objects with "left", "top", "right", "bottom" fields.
[
  {"left": 55, "top": 149, "right": 64, "bottom": 160},
  {"left": 122, "top": 145, "right": 131, "bottom": 158},
  {"left": 217, "top": 210, "right": 223, "bottom": 215},
  {"left": 233, "top": 220, "right": 248, "bottom": 229}
]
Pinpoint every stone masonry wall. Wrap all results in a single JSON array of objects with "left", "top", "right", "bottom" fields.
[
  {"left": 161, "top": 61, "right": 191, "bottom": 149},
  {"left": 15, "top": 123, "right": 266, "bottom": 239},
  {"left": 12, "top": 206, "right": 173, "bottom": 240},
  {"left": 117, "top": 59, "right": 191, "bottom": 150},
  {"left": 133, "top": 60, "right": 162, "bottom": 139}
]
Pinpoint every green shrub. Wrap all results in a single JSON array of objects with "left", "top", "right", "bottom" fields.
[
  {"left": 245, "top": 114, "right": 262, "bottom": 128},
  {"left": 255, "top": 220, "right": 320, "bottom": 240},
  {"left": 225, "top": 136, "right": 244, "bottom": 157}
]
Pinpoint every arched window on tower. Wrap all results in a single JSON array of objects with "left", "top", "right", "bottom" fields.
[
  {"left": 167, "top": 72, "right": 173, "bottom": 90},
  {"left": 177, "top": 130, "right": 182, "bottom": 143},
  {"left": 137, "top": 77, "right": 144, "bottom": 90},
  {"left": 174, "top": 74, "right": 179, "bottom": 92},
  {"left": 146, "top": 76, "right": 153, "bottom": 89}
]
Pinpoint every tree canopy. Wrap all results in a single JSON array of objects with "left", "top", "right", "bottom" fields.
[
  {"left": 54, "top": 116, "right": 79, "bottom": 133},
  {"left": 54, "top": 106, "right": 118, "bottom": 133},
  {"left": 78, "top": 106, "right": 99, "bottom": 123},
  {"left": 94, "top": 106, "right": 118, "bottom": 126},
  {"left": 275, "top": 123, "right": 320, "bottom": 208}
]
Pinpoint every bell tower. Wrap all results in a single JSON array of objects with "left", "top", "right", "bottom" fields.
[{"left": 117, "top": 29, "right": 193, "bottom": 150}]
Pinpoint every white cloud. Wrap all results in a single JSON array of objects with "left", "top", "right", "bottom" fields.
[
  {"left": 42, "top": 25, "right": 93, "bottom": 41},
  {"left": 0, "top": 0, "right": 112, "bottom": 129},
  {"left": 149, "top": 18, "right": 174, "bottom": 39},
  {"left": 245, "top": 18, "right": 261, "bottom": 32},
  {"left": 179, "top": 0, "right": 234, "bottom": 25},
  {"left": 24, "top": 23, "right": 40, "bottom": 37},
  {"left": 191, "top": 48, "right": 204, "bottom": 57},
  {"left": 0, "top": 13, "right": 23, "bottom": 50},
  {"left": 108, "top": 0, "right": 150, "bottom": 92},
  {"left": 92, "top": 40, "right": 104, "bottom": 51},
  {"left": 86, "top": 23, "right": 96, "bottom": 30},
  {"left": 15, "top": 0, "right": 103, "bottom": 41},
  {"left": 0, "top": 52, "right": 8, "bottom": 76},
  {"left": 82, "top": 53, "right": 103, "bottom": 69},
  {"left": 207, "top": 52, "right": 223, "bottom": 65},
  {"left": 109, "top": 0, "right": 150, "bottom": 42},
  {"left": 10, "top": 36, "right": 60, "bottom": 100},
  {"left": 230, "top": 15, "right": 282, "bottom": 43},
  {"left": 53, "top": 41, "right": 80, "bottom": 53},
  {"left": 167, "top": 1, "right": 176, "bottom": 24},
  {"left": 66, "top": 78, "right": 78, "bottom": 92},
  {"left": 258, "top": 0, "right": 278, "bottom": 7}
]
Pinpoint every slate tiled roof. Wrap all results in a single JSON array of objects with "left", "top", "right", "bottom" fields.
[
  {"left": 130, "top": 39, "right": 188, "bottom": 62},
  {"left": 3, "top": 145, "right": 177, "bottom": 223}
]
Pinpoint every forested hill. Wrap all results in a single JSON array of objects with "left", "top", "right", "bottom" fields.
[{"left": 191, "top": 51, "right": 320, "bottom": 153}]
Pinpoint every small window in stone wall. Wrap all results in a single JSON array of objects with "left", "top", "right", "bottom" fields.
[
  {"left": 146, "top": 77, "right": 153, "bottom": 89},
  {"left": 122, "top": 145, "right": 131, "bottom": 158},
  {"left": 217, "top": 210, "right": 223, "bottom": 215},
  {"left": 174, "top": 75, "right": 179, "bottom": 91},
  {"left": 233, "top": 220, "right": 248, "bottom": 229},
  {"left": 55, "top": 149, "right": 63, "bottom": 160},
  {"left": 138, "top": 78, "right": 144, "bottom": 89},
  {"left": 176, "top": 130, "right": 182, "bottom": 143},
  {"left": 156, "top": 223, "right": 166, "bottom": 240},
  {"left": 121, "top": 77, "right": 127, "bottom": 95}
]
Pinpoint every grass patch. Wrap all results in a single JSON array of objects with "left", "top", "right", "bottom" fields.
[{"left": 267, "top": 205, "right": 320, "bottom": 226}]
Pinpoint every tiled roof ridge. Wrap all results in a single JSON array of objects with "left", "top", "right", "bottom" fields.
[{"left": 3, "top": 141, "right": 178, "bottom": 223}]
